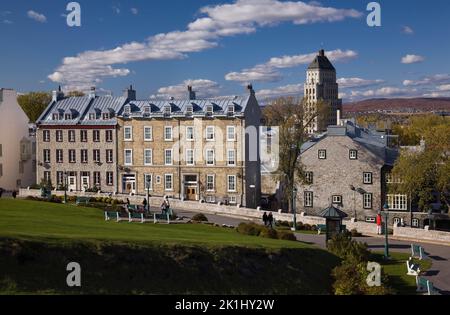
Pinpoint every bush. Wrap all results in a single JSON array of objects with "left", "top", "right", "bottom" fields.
[
  {"left": 297, "top": 221, "right": 304, "bottom": 230},
  {"left": 278, "top": 231, "right": 297, "bottom": 241},
  {"left": 259, "top": 228, "right": 278, "bottom": 239},
  {"left": 350, "top": 229, "right": 362, "bottom": 237},
  {"left": 311, "top": 225, "right": 318, "bottom": 231},
  {"left": 236, "top": 223, "right": 264, "bottom": 236},
  {"left": 303, "top": 224, "right": 312, "bottom": 231},
  {"left": 192, "top": 213, "right": 208, "bottom": 222},
  {"left": 327, "top": 234, "right": 370, "bottom": 265}
]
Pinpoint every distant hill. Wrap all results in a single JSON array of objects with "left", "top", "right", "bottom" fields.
[{"left": 344, "top": 98, "right": 450, "bottom": 114}]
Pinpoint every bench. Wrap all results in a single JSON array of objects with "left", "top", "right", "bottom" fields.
[
  {"left": 104, "top": 211, "right": 119, "bottom": 222},
  {"left": 76, "top": 196, "right": 91, "bottom": 206},
  {"left": 317, "top": 224, "right": 327, "bottom": 235},
  {"left": 426, "top": 280, "right": 440, "bottom": 295},
  {"left": 153, "top": 209, "right": 172, "bottom": 224},
  {"left": 411, "top": 244, "right": 427, "bottom": 260},
  {"left": 416, "top": 276, "right": 429, "bottom": 293},
  {"left": 128, "top": 212, "right": 145, "bottom": 223},
  {"left": 406, "top": 258, "right": 421, "bottom": 276}
]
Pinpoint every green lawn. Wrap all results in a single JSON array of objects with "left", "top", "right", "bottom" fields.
[{"left": 0, "top": 199, "right": 309, "bottom": 248}]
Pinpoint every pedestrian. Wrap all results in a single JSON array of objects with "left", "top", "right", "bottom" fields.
[
  {"left": 268, "top": 212, "right": 274, "bottom": 229},
  {"left": 126, "top": 198, "right": 130, "bottom": 206},
  {"left": 161, "top": 196, "right": 170, "bottom": 214},
  {"left": 376, "top": 212, "right": 382, "bottom": 235},
  {"left": 143, "top": 198, "right": 148, "bottom": 212},
  {"left": 12, "top": 191, "right": 17, "bottom": 199},
  {"left": 262, "top": 212, "right": 268, "bottom": 226},
  {"left": 0, "top": 188, "right": 3, "bottom": 198}
]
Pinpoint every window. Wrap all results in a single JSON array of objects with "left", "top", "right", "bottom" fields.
[
  {"left": 80, "top": 130, "right": 88, "bottom": 142},
  {"left": 144, "top": 127, "right": 153, "bottom": 141},
  {"left": 79, "top": 150, "right": 87, "bottom": 164},
  {"left": 186, "top": 149, "right": 194, "bottom": 166},
  {"left": 93, "top": 130, "right": 100, "bottom": 142},
  {"left": 124, "top": 126, "right": 133, "bottom": 141},
  {"left": 43, "top": 149, "right": 51, "bottom": 163},
  {"left": 227, "top": 105, "right": 235, "bottom": 115},
  {"left": 165, "top": 174, "right": 173, "bottom": 191},
  {"left": 206, "top": 175, "right": 215, "bottom": 191},
  {"left": 56, "top": 130, "right": 63, "bottom": 142},
  {"left": 143, "top": 105, "right": 151, "bottom": 116},
  {"left": 52, "top": 113, "right": 59, "bottom": 120},
  {"left": 412, "top": 219, "right": 420, "bottom": 228},
  {"left": 56, "top": 150, "right": 63, "bottom": 163},
  {"left": 93, "top": 150, "right": 101, "bottom": 163},
  {"left": 144, "top": 174, "right": 153, "bottom": 190},
  {"left": 227, "top": 175, "right": 236, "bottom": 192},
  {"left": 186, "top": 126, "right": 194, "bottom": 141},
  {"left": 305, "top": 172, "right": 314, "bottom": 184},
  {"left": 304, "top": 191, "right": 313, "bottom": 207},
  {"left": 386, "top": 174, "right": 402, "bottom": 184},
  {"left": 363, "top": 193, "right": 373, "bottom": 209},
  {"left": 57, "top": 172, "right": 64, "bottom": 186},
  {"left": 89, "top": 113, "right": 96, "bottom": 120},
  {"left": 165, "top": 149, "right": 173, "bottom": 165},
  {"left": 387, "top": 195, "right": 408, "bottom": 211},
  {"left": 363, "top": 172, "right": 373, "bottom": 185},
  {"left": 229, "top": 196, "right": 237, "bottom": 204},
  {"left": 92, "top": 172, "right": 100, "bottom": 187},
  {"left": 206, "top": 126, "right": 215, "bottom": 141},
  {"left": 43, "top": 130, "right": 50, "bottom": 142},
  {"left": 124, "top": 149, "right": 133, "bottom": 166},
  {"left": 164, "top": 126, "right": 173, "bottom": 141},
  {"left": 66, "top": 130, "right": 74, "bottom": 142},
  {"left": 186, "top": 105, "right": 193, "bottom": 116},
  {"left": 206, "top": 105, "right": 213, "bottom": 116},
  {"left": 164, "top": 105, "right": 171, "bottom": 116},
  {"left": 106, "top": 172, "right": 114, "bottom": 186},
  {"left": 123, "top": 105, "right": 131, "bottom": 116},
  {"left": 206, "top": 149, "right": 215, "bottom": 166},
  {"left": 227, "top": 126, "right": 236, "bottom": 142},
  {"left": 69, "top": 150, "right": 76, "bottom": 163},
  {"left": 106, "top": 130, "right": 113, "bottom": 142},
  {"left": 227, "top": 150, "right": 236, "bottom": 166},
  {"left": 44, "top": 171, "right": 51, "bottom": 183},
  {"left": 318, "top": 150, "right": 326, "bottom": 159},
  {"left": 350, "top": 149, "right": 358, "bottom": 160},
  {"left": 144, "top": 149, "right": 153, "bottom": 166},
  {"left": 102, "top": 113, "right": 110, "bottom": 120},
  {"left": 106, "top": 150, "right": 113, "bottom": 164},
  {"left": 65, "top": 113, "right": 72, "bottom": 120},
  {"left": 332, "top": 195, "right": 342, "bottom": 205}
]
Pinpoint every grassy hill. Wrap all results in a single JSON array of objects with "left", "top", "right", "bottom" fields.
[{"left": 0, "top": 199, "right": 340, "bottom": 294}]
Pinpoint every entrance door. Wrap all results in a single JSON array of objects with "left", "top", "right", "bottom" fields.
[
  {"left": 186, "top": 187, "right": 197, "bottom": 201},
  {"left": 81, "top": 176, "right": 90, "bottom": 191},
  {"left": 68, "top": 176, "right": 77, "bottom": 191},
  {"left": 122, "top": 175, "right": 136, "bottom": 194}
]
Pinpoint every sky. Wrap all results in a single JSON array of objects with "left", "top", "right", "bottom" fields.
[{"left": 1, "top": 0, "right": 450, "bottom": 103}]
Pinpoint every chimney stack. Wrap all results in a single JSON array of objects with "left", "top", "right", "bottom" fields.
[
  {"left": 123, "top": 85, "right": 136, "bottom": 101},
  {"left": 88, "top": 86, "right": 96, "bottom": 99},
  {"left": 188, "top": 85, "right": 196, "bottom": 100},
  {"left": 337, "top": 109, "right": 341, "bottom": 126},
  {"left": 247, "top": 84, "right": 255, "bottom": 96},
  {"left": 319, "top": 49, "right": 325, "bottom": 57},
  {"left": 52, "top": 85, "right": 65, "bottom": 102}
]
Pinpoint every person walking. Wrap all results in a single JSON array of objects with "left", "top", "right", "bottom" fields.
[
  {"left": 161, "top": 196, "right": 170, "bottom": 214},
  {"left": 143, "top": 198, "right": 148, "bottom": 213},
  {"left": 262, "top": 212, "right": 268, "bottom": 226},
  {"left": 0, "top": 188, "right": 3, "bottom": 198},
  {"left": 268, "top": 212, "right": 274, "bottom": 229},
  {"left": 376, "top": 212, "right": 383, "bottom": 235}
]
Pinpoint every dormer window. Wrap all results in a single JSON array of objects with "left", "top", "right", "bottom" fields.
[
  {"left": 227, "top": 105, "right": 235, "bottom": 115},
  {"left": 123, "top": 105, "right": 131, "bottom": 116},
  {"left": 143, "top": 105, "right": 151, "bottom": 116},
  {"left": 65, "top": 113, "right": 72, "bottom": 120},
  {"left": 52, "top": 113, "right": 59, "bottom": 120},
  {"left": 89, "top": 113, "right": 96, "bottom": 120},
  {"left": 164, "top": 105, "right": 171, "bottom": 116},
  {"left": 186, "top": 105, "right": 193, "bottom": 116},
  {"left": 102, "top": 113, "right": 110, "bottom": 120},
  {"left": 206, "top": 105, "right": 213, "bottom": 116}
]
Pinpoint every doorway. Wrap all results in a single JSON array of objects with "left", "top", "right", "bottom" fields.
[
  {"left": 184, "top": 175, "right": 198, "bottom": 201},
  {"left": 122, "top": 174, "right": 136, "bottom": 194},
  {"left": 68, "top": 176, "right": 77, "bottom": 191}
]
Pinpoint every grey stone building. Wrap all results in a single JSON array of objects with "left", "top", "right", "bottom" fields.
[{"left": 297, "top": 120, "right": 399, "bottom": 222}]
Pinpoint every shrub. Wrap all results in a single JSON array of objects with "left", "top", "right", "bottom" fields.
[
  {"left": 260, "top": 228, "right": 278, "bottom": 239},
  {"left": 327, "top": 234, "right": 370, "bottom": 264},
  {"left": 297, "top": 221, "right": 304, "bottom": 230},
  {"left": 278, "top": 231, "right": 297, "bottom": 241},
  {"left": 311, "top": 225, "right": 318, "bottom": 231},
  {"left": 192, "top": 213, "right": 208, "bottom": 222},
  {"left": 236, "top": 223, "right": 264, "bottom": 236},
  {"left": 351, "top": 229, "right": 363, "bottom": 237},
  {"left": 111, "top": 199, "right": 118, "bottom": 206},
  {"left": 303, "top": 224, "right": 312, "bottom": 231}
]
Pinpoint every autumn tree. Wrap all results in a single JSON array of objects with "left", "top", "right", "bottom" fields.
[
  {"left": 66, "top": 91, "right": 85, "bottom": 97},
  {"left": 263, "top": 97, "right": 329, "bottom": 212},
  {"left": 17, "top": 92, "right": 51, "bottom": 123}
]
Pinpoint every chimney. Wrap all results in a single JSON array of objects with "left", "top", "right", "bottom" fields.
[
  {"left": 52, "top": 85, "right": 65, "bottom": 102},
  {"left": 88, "top": 87, "right": 96, "bottom": 99},
  {"left": 188, "top": 85, "right": 196, "bottom": 100},
  {"left": 319, "top": 49, "right": 325, "bottom": 57},
  {"left": 123, "top": 85, "right": 136, "bottom": 101},
  {"left": 337, "top": 109, "right": 341, "bottom": 126},
  {"left": 247, "top": 84, "right": 255, "bottom": 96}
]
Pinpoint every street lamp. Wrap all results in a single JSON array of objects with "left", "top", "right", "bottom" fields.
[
  {"left": 146, "top": 176, "right": 151, "bottom": 213},
  {"left": 383, "top": 202, "right": 390, "bottom": 260},
  {"left": 292, "top": 188, "right": 298, "bottom": 231},
  {"left": 350, "top": 185, "right": 357, "bottom": 221},
  {"left": 64, "top": 171, "right": 68, "bottom": 204}
]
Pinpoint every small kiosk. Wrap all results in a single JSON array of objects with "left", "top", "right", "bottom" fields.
[{"left": 319, "top": 206, "right": 348, "bottom": 243}]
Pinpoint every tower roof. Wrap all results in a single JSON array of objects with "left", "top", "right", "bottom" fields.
[{"left": 308, "top": 49, "right": 336, "bottom": 71}]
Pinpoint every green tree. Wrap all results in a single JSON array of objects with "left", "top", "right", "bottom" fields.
[{"left": 17, "top": 92, "right": 52, "bottom": 123}]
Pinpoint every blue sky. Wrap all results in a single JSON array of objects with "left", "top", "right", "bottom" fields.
[{"left": 1, "top": 0, "right": 450, "bottom": 102}]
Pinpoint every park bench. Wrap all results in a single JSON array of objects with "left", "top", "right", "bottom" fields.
[
  {"left": 76, "top": 196, "right": 91, "bottom": 206},
  {"left": 128, "top": 212, "right": 145, "bottom": 223},
  {"left": 416, "top": 277, "right": 440, "bottom": 295},
  {"left": 426, "top": 280, "right": 440, "bottom": 295},
  {"left": 411, "top": 244, "right": 427, "bottom": 260},
  {"left": 104, "top": 211, "right": 119, "bottom": 222},
  {"left": 317, "top": 224, "right": 327, "bottom": 235},
  {"left": 406, "top": 258, "right": 421, "bottom": 276},
  {"left": 152, "top": 209, "right": 173, "bottom": 224}
]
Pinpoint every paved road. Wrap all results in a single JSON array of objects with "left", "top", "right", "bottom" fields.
[{"left": 177, "top": 208, "right": 450, "bottom": 295}]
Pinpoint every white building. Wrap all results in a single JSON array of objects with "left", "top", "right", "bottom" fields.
[
  {"left": 304, "top": 49, "right": 342, "bottom": 134},
  {"left": 0, "top": 89, "right": 36, "bottom": 191}
]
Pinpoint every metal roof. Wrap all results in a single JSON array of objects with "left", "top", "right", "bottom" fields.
[{"left": 319, "top": 206, "right": 348, "bottom": 218}]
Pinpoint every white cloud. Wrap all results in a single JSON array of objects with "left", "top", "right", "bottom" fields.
[
  {"left": 337, "top": 77, "right": 384, "bottom": 89},
  {"left": 350, "top": 87, "right": 418, "bottom": 99},
  {"left": 403, "top": 74, "right": 450, "bottom": 87},
  {"left": 225, "top": 49, "right": 358, "bottom": 83},
  {"left": 27, "top": 10, "right": 47, "bottom": 23},
  {"left": 48, "top": 0, "right": 362, "bottom": 90},
  {"left": 437, "top": 84, "right": 450, "bottom": 92},
  {"left": 401, "top": 54, "right": 425, "bottom": 64},
  {"left": 402, "top": 26, "right": 414, "bottom": 35},
  {"left": 131, "top": 8, "right": 139, "bottom": 15},
  {"left": 150, "top": 79, "right": 221, "bottom": 99},
  {"left": 257, "top": 83, "right": 304, "bottom": 100}
]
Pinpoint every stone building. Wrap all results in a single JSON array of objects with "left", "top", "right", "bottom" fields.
[
  {"left": 35, "top": 87, "right": 134, "bottom": 193},
  {"left": 0, "top": 88, "right": 36, "bottom": 191},
  {"left": 117, "top": 85, "right": 262, "bottom": 208},
  {"left": 297, "top": 120, "right": 399, "bottom": 222},
  {"left": 304, "top": 49, "right": 342, "bottom": 134}
]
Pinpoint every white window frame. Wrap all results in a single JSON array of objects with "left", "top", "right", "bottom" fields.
[
  {"left": 56, "top": 130, "right": 63, "bottom": 142},
  {"left": 305, "top": 172, "right": 314, "bottom": 184},
  {"left": 164, "top": 126, "right": 173, "bottom": 141},
  {"left": 93, "top": 130, "right": 100, "bottom": 142},
  {"left": 93, "top": 150, "right": 101, "bottom": 163},
  {"left": 205, "top": 126, "right": 215, "bottom": 141},
  {"left": 80, "top": 130, "right": 88, "bottom": 142},
  {"left": 387, "top": 194, "right": 408, "bottom": 211},
  {"left": 68, "top": 130, "right": 76, "bottom": 142},
  {"left": 186, "top": 126, "right": 194, "bottom": 141},
  {"left": 69, "top": 150, "right": 76, "bottom": 163},
  {"left": 350, "top": 149, "right": 358, "bottom": 160},
  {"left": 56, "top": 150, "right": 63, "bottom": 163},
  {"left": 227, "top": 126, "right": 236, "bottom": 142},
  {"left": 332, "top": 195, "right": 342, "bottom": 204},
  {"left": 227, "top": 149, "right": 236, "bottom": 166},
  {"left": 206, "top": 175, "right": 215, "bottom": 192},
  {"left": 143, "top": 105, "right": 151, "bottom": 116},
  {"left": 165, "top": 174, "right": 173, "bottom": 191},
  {"left": 144, "top": 126, "right": 153, "bottom": 141},
  {"left": 363, "top": 193, "right": 373, "bottom": 209},
  {"left": 106, "top": 150, "right": 114, "bottom": 164},
  {"left": 93, "top": 172, "right": 101, "bottom": 186},
  {"left": 318, "top": 150, "right": 326, "bottom": 160},
  {"left": 144, "top": 149, "right": 153, "bottom": 166},
  {"left": 206, "top": 149, "right": 215, "bottom": 166},
  {"left": 124, "top": 149, "right": 133, "bottom": 166},
  {"left": 43, "top": 149, "right": 51, "bottom": 163},
  {"left": 304, "top": 191, "right": 313, "bottom": 207},
  {"left": 363, "top": 172, "right": 373, "bottom": 185},
  {"left": 81, "top": 150, "right": 88, "bottom": 164},
  {"left": 165, "top": 149, "right": 173, "bottom": 166},
  {"left": 206, "top": 105, "right": 213, "bottom": 116},
  {"left": 144, "top": 174, "right": 153, "bottom": 191},
  {"left": 106, "top": 172, "right": 114, "bottom": 186},
  {"left": 186, "top": 149, "right": 195, "bottom": 166},
  {"left": 124, "top": 126, "right": 133, "bottom": 141},
  {"left": 227, "top": 175, "right": 237, "bottom": 192},
  {"left": 43, "top": 130, "right": 50, "bottom": 142},
  {"left": 106, "top": 130, "right": 113, "bottom": 142}
]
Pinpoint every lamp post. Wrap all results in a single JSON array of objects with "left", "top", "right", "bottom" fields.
[
  {"left": 64, "top": 171, "right": 68, "bottom": 204},
  {"left": 292, "top": 188, "right": 298, "bottom": 231},
  {"left": 383, "top": 202, "right": 390, "bottom": 260},
  {"left": 350, "top": 185, "right": 357, "bottom": 221},
  {"left": 146, "top": 176, "right": 151, "bottom": 213}
]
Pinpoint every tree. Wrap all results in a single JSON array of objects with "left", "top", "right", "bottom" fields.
[
  {"left": 66, "top": 91, "right": 85, "bottom": 97},
  {"left": 17, "top": 92, "right": 51, "bottom": 123},
  {"left": 263, "top": 97, "right": 328, "bottom": 212}
]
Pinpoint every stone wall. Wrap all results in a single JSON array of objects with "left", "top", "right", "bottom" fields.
[{"left": 394, "top": 226, "right": 450, "bottom": 245}]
